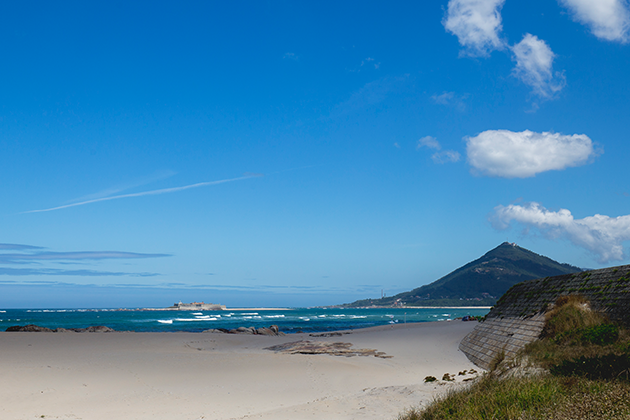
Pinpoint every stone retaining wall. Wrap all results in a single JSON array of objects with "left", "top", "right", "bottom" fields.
[{"left": 459, "top": 264, "right": 630, "bottom": 370}]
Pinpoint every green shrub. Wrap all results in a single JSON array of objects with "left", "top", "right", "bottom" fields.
[
  {"left": 554, "top": 323, "right": 620, "bottom": 346},
  {"left": 550, "top": 353, "right": 630, "bottom": 381},
  {"left": 580, "top": 323, "right": 619, "bottom": 345}
]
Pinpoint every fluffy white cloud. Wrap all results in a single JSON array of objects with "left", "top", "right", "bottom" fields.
[
  {"left": 511, "top": 34, "right": 565, "bottom": 98},
  {"left": 443, "top": 0, "right": 506, "bottom": 56},
  {"left": 466, "top": 129, "right": 598, "bottom": 178},
  {"left": 560, "top": 0, "right": 630, "bottom": 43},
  {"left": 492, "top": 202, "right": 630, "bottom": 263}
]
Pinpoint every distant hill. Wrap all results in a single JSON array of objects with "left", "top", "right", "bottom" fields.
[{"left": 345, "top": 242, "right": 582, "bottom": 307}]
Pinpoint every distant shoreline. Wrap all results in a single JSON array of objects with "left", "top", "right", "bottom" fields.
[{"left": 331, "top": 306, "right": 492, "bottom": 310}]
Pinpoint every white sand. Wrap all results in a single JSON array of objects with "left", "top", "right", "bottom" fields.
[{"left": 0, "top": 321, "right": 481, "bottom": 420}]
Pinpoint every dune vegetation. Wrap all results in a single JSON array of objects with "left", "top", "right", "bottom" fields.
[{"left": 399, "top": 295, "right": 630, "bottom": 420}]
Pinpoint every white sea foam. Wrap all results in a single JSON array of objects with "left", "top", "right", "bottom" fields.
[
  {"left": 0, "top": 310, "right": 6, "bottom": 313},
  {"left": 242, "top": 312, "right": 259, "bottom": 315},
  {"left": 264, "top": 315, "right": 285, "bottom": 319},
  {"left": 349, "top": 315, "right": 367, "bottom": 319},
  {"left": 191, "top": 312, "right": 203, "bottom": 315},
  {"left": 175, "top": 318, "right": 218, "bottom": 322},
  {"left": 158, "top": 320, "right": 173, "bottom": 324},
  {"left": 318, "top": 315, "right": 327, "bottom": 318}
]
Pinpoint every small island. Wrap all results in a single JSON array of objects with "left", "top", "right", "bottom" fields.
[{"left": 167, "top": 301, "right": 226, "bottom": 311}]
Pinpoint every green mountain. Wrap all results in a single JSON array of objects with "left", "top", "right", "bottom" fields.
[{"left": 345, "top": 242, "right": 582, "bottom": 307}]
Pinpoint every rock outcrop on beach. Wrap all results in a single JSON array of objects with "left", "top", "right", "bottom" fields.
[
  {"left": 204, "top": 324, "right": 284, "bottom": 335},
  {"left": 5, "top": 324, "right": 116, "bottom": 333},
  {"left": 264, "top": 340, "right": 392, "bottom": 358}
]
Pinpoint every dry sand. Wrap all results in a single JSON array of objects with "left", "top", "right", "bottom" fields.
[{"left": 0, "top": 321, "right": 481, "bottom": 420}]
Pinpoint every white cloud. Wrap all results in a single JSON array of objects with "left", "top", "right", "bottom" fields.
[
  {"left": 492, "top": 202, "right": 630, "bottom": 263},
  {"left": 511, "top": 34, "right": 566, "bottom": 98},
  {"left": 466, "top": 129, "right": 598, "bottom": 178},
  {"left": 417, "top": 136, "right": 441, "bottom": 150},
  {"left": 432, "top": 150, "right": 461, "bottom": 163},
  {"left": 417, "top": 136, "right": 460, "bottom": 163},
  {"left": 560, "top": 0, "right": 630, "bottom": 43},
  {"left": 25, "top": 174, "right": 262, "bottom": 214},
  {"left": 443, "top": 0, "right": 507, "bottom": 56},
  {"left": 431, "top": 91, "right": 468, "bottom": 110}
]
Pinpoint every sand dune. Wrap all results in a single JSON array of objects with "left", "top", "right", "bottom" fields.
[{"left": 0, "top": 321, "right": 480, "bottom": 420}]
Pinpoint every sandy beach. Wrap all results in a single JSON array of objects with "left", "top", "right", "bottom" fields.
[{"left": 0, "top": 321, "right": 481, "bottom": 420}]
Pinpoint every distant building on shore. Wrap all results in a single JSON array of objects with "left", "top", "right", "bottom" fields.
[{"left": 169, "top": 301, "right": 226, "bottom": 311}]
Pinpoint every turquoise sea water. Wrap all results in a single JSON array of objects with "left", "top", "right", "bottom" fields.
[{"left": 0, "top": 307, "right": 490, "bottom": 333}]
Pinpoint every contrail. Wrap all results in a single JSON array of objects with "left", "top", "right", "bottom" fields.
[{"left": 23, "top": 174, "right": 262, "bottom": 214}]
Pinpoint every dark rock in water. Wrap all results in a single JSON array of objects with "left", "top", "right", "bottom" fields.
[
  {"left": 6, "top": 324, "right": 53, "bottom": 332},
  {"left": 204, "top": 324, "right": 284, "bottom": 336},
  {"left": 85, "top": 326, "right": 115, "bottom": 332},
  {"left": 256, "top": 327, "right": 275, "bottom": 336},
  {"left": 5, "top": 324, "right": 115, "bottom": 333}
]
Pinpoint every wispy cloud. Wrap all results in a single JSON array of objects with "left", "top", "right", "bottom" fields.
[
  {"left": 491, "top": 202, "right": 630, "bottom": 263},
  {"left": 0, "top": 243, "right": 44, "bottom": 251},
  {"left": 432, "top": 150, "right": 461, "bottom": 164},
  {"left": 24, "top": 174, "right": 262, "bottom": 214},
  {"left": 417, "top": 136, "right": 461, "bottom": 163},
  {"left": 0, "top": 251, "right": 170, "bottom": 265},
  {"left": 443, "top": 0, "right": 507, "bottom": 56},
  {"left": 417, "top": 136, "right": 441, "bottom": 150},
  {"left": 65, "top": 170, "right": 177, "bottom": 205},
  {"left": 431, "top": 91, "right": 468, "bottom": 111},
  {"left": 560, "top": 0, "right": 630, "bottom": 43},
  {"left": 0, "top": 243, "right": 169, "bottom": 277},
  {"left": 283, "top": 52, "right": 299, "bottom": 60},
  {"left": 0, "top": 267, "right": 159, "bottom": 277},
  {"left": 511, "top": 34, "right": 565, "bottom": 98},
  {"left": 330, "top": 76, "right": 408, "bottom": 118},
  {"left": 466, "top": 129, "right": 599, "bottom": 178}
]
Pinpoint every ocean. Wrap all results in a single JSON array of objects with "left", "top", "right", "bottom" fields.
[{"left": 0, "top": 307, "right": 490, "bottom": 333}]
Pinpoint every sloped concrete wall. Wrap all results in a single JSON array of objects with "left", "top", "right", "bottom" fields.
[
  {"left": 459, "top": 315, "right": 545, "bottom": 369},
  {"left": 459, "top": 264, "right": 630, "bottom": 370}
]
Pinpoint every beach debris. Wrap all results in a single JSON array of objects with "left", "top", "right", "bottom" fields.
[
  {"left": 264, "top": 340, "right": 392, "bottom": 358},
  {"left": 204, "top": 324, "right": 285, "bottom": 336},
  {"left": 442, "top": 373, "right": 455, "bottom": 381},
  {"left": 5, "top": 324, "right": 116, "bottom": 333},
  {"left": 424, "top": 376, "right": 437, "bottom": 383}
]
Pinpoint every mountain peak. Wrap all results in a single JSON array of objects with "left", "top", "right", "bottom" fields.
[{"left": 345, "top": 243, "right": 582, "bottom": 307}]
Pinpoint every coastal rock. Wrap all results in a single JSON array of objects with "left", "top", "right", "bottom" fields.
[
  {"left": 4, "top": 325, "right": 116, "bottom": 333},
  {"left": 203, "top": 325, "right": 284, "bottom": 336},
  {"left": 5, "top": 324, "right": 53, "bottom": 332},
  {"left": 265, "top": 340, "right": 392, "bottom": 358},
  {"left": 85, "top": 325, "right": 115, "bottom": 332},
  {"left": 54, "top": 328, "right": 71, "bottom": 332}
]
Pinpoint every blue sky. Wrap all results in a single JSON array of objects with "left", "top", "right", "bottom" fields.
[{"left": 2, "top": 0, "right": 630, "bottom": 308}]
